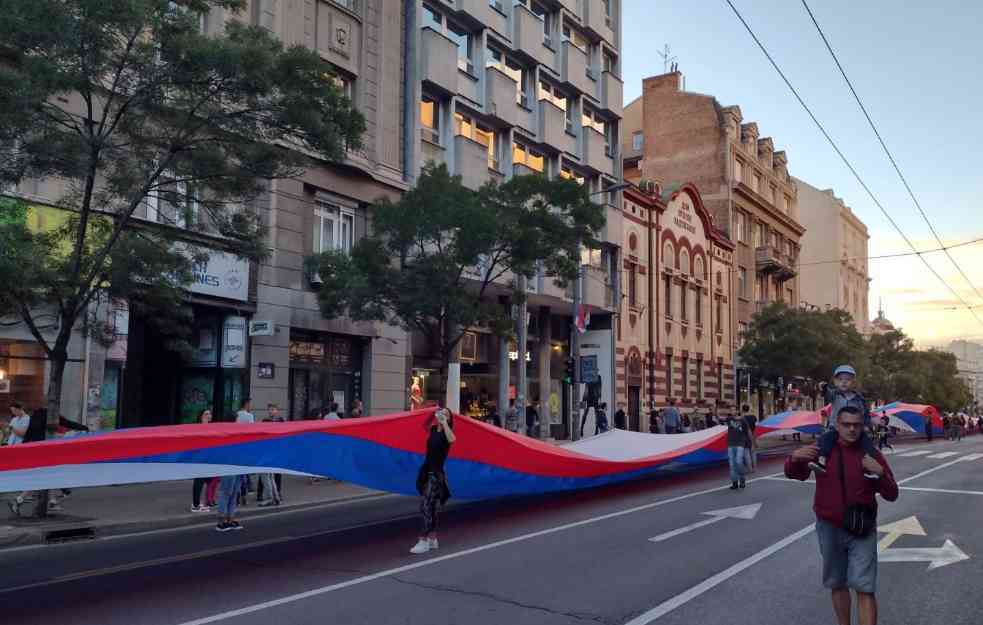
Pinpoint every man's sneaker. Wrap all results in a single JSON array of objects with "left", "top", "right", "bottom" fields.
[
  {"left": 429, "top": 538, "right": 439, "bottom": 551},
  {"left": 863, "top": 472, "right": 880, "bottom": 480},
  {"left": 215, "top": 522, "right": 232, "bottom": 532},
  {"left": 808, "top": 458, "right": 828, "bottom": 475},
  {"left": 47, "top": 501, "right": 63, "bottom": 512},
  {"left": 191, "top": 505, "right": 208, "bottom": 512},
  {"left": 8, "top": 500, "right": 20, "bottom": 516},
  {"left": 409, "top": 539, "right": 431, "bottom": 554},
  {"left": 258, "top": 499, "right": 275, "bottom": 507},
  {"left": 739, "top": 478, "right": 746, "bottom": 489},
  {"left": 729, "top": 481, "right": 739, "bottom": 490},
  {"left": 229, "top": 521, "right": 244, "bottom": 531}
]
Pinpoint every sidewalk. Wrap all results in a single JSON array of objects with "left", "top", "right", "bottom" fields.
[{"left": 0, "top": 476, "right": 386, "bottom": 549}]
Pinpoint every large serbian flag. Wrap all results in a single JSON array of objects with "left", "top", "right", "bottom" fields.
[
  {"left": 872, "top": 402, "right": 943, "bottom": 435},
  {"left": 0, "top": 409, "right": 731, "bottom": 500},
  {"left": 755, "top": 409, "right": 823, "bottom": 436}
]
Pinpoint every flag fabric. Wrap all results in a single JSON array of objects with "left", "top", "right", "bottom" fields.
[{"left": 575, "top": 304, "right": 591, "bottom": 334}]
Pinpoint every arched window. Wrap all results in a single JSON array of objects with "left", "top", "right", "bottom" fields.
[
  {"left": 694, "top": 256, "right": 705, "bottom": 280},
  {"left": 663, "top": 242, "right": 674, "bottom": 267},
  {"left": 680, "top": 249, "right": 690, "bottom": 275}
]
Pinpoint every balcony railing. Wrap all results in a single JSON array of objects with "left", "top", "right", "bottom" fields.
[{"left": 755, "top": 246, "right": 797, "bottom": 281}]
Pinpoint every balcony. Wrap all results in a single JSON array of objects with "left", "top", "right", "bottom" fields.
[
  {"left": 600, "top": 70, "right": 623, "bottom": 117},
  {"left": 583, "top": 267, "right": 615, "bottom": 310},
  {"left": 485, "top": 66, "right": 520, "bottom": 127},
  {"left": 560, "top": 40, "right": 593, "bottom": 96},
  {"left": 454, "top": 134, "right": 496, "bottom": 190},
  {"left": 538, "top": 100, "right": 577, "bottom": 155},
  {"left": 583, "top": 0, "right": 615, "bottom": 45},
  {"left": 454, "top": 0, "right": 508, "bottom": 37},
  {"left": 513, "top": 4, "right": 557, "bottom": 70},
  {"left": 558, "top": 0, "right": 581, "bottom": 19},
  {"left": 755, "top": 246, "right": 797, "bottom": 281},
  {"left": 421, "top": 28, "right": 458, "bottom": 96},
  {"left": 581, "top": 126, "right": 614, "bottom": 176}
]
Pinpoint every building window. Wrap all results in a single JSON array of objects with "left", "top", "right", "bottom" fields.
[
  {"left": 422, "top": 4, "right": 442, "bottom": 30},
  {"left": 538, "top": 80, "right": 566, "bottom": 111},
  {"left": 791, "top": 287, "right": 796, "bottom": 305},
  {"left": 455, "top": 112, "right": 498, "bottom": 170},
  {"left": 681, "top": 355, "right": 689, "bottom": 400},
  {"left": 603, "top": 50, "right": 616, "bottom": 74},
  {"left": 486, "top": 47, "right": 529, "bottom": 106},
  {"left": 784, "top": 195, "right": 792, "bottom": 213},
  {"left": 697, "top": 357, "right": 704, "bottom": 400},
  {"left": 679, "top": 249, "right": 689, "bottom": 275},
  {"left": 734, "top": 210, "right": 745, "bottom": 243},
  {"left": 754, "top": 222, "right": 766, "bottom": 248},
  {"left": 562, "top": 22, "right": 588, "bottom": 51},
  {"left": 603, "top": 120, "right": 615, "bottom": 156},
  {"left": 755, "top": 274, "right": 764, "bottom": 301},
  {"left": 314, "top": 200, "right": 355, "bottom": 255},
  {"left": 631, "top": 131, "right": 643, "bottom": 152},
  {"left": 738, "top": 321, "right": 749, "bottom": 347},
  {"left": 512, "top": 141, "right": 544, "bottom": 172},
  {"left": 770, "top": 185, "right": 777, "bottom": 205},
  {"left": 734, "top": 159, "right": 743, "bottom": 184},
  {"left": 663, "top": 241, "right": 674, "bottom": 267},
  {"left": 753, "top": 173, "right": 762, "bottom": 193},
  {"left": 628, "top": 263, "right": 637, "bottom": 308},
  {"left": 665, "top": 351, "right": 673, "bottom": 398},
  {"left": 716, "top": 297, "right": 723, "bottom": 334},
  {"left": 148, "top": 171, "right": 198, "bottom": 228},
  {"left": 447, "top": 23, "right": 473, "bottom": 73},
  {"left": 695, "top": 286, "right": 703, "bottom": 326},
  {"left": 679, "top": 283, "right": 688, "bottom": 322},
  {"left": 559, "top": 165, "right": 585, "bottom": 185},
  {"left": 582, "top": 105, "right": 604, "bottom": 134},
  {"left": 420, "top": 95, "right": 440, "bottom": 143},
  {"left": 738, "top": 265, "right": 749, "bottom": 298},
  {"left": 664, "top": 276, "right": 672, "bottom": 319},
  {"left": 717, "top": 362, "right": 724, "bottom": 398}
]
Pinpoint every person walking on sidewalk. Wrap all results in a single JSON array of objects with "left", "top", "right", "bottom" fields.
[
  {"left": 785, "top": 405, "right": 898, "bottom": 625},
  {"left": 4, "top": 402, "right": 33, "bottom": 516},
  {"left": 724, "top": 412, "right": 752, "bottom": 490},
  {"left": 663, "top": 399, "right": 681, "bottom": 434},
  {"left": 411, "top": 403, "right": 455, "bottom": 555},
  {"left": 191, "top": 409, "right": 218, "bottom": 512},
  {"left": 235, "top": 399, "right": 256, "bottom": 503}
]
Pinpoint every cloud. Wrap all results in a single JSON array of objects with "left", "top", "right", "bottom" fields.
[
  {"left": 904, "top": 299, "right": 966, "bottom": 311},
  {"left": 881, "top": 287, "right": 926, "bottom": 296}
]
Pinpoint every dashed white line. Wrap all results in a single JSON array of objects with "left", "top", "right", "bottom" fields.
[
  {"left": 897, "top": 450, "right": 932, "bottom": 457},
  {"left": 926, "top": 452, "right": 959, "bottom": 459},
  {"left": 959, "top": 453, "right": 983, "bottom": 462}
]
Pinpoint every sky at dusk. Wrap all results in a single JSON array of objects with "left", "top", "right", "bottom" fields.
[{"left": 621, "top": 0, "right": 983, "bottom": 346}]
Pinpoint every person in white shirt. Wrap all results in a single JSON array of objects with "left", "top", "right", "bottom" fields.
[
  {"left": 324, "top": 402, "right": 341, "bottom": 420},
  {"left": 236, "top": 398, "right": 255, "bottom": 423},
  {"left": 5, "top": 402, "right": 33, "bottom": 515}
]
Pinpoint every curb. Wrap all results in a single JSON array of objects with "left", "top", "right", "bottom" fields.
[{"left": 0, "top": 491, "right": 391, "bottom": 550}]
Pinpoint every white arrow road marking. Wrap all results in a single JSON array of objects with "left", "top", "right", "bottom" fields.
[
  {"left": 879, "top": 539, "right": 970, "bottom": 571},
  {"left": 877, "top": 516, "right": 926, "bottom": 552},
  {"left": 897, "top": 450, "right": 932, "bottom": 457},
  {"left": 959, "top": 453, "right": 983, "bottom": 461},
  {"left": 648, "top": 503, "right": 763, "bottom": 543},
  {"left": 926, "top": 452, "right": 959, "bottom": 459}
]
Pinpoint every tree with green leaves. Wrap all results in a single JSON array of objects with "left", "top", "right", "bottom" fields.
[
  {"left": 738, "top": 303, "right": 865, "bottom": 413},
  {"left": 309, "top": 163, "right": 604, "bottom": 398},
  {"left": 0, "top": 0, "right": 364, "bottom": 446}
]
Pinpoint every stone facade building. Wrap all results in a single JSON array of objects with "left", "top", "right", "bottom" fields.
[
  {"left": 623, "top": 70, "right": 804, "bottom": 414},
  {"left": 616, "top": 182, "right": 736, "bottom": 431},
  {"left": 794, "top": 178, "right": 870, "bottom": 334}
]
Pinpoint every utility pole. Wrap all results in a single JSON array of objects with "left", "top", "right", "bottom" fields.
[{"left": 517, "top": 276, "right": 528, "bottom": 435}]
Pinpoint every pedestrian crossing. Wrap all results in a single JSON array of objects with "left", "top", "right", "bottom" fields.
[
  {"left": 926, "top": 451, "right": 960, "bottom": 459},
  {"left": 884, "top": 449, "right": 983, "bottom": 462}
]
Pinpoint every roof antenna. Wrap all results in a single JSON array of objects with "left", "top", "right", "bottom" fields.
[{"left": 658, "top": 44, "right": 677, "bottom": 74}]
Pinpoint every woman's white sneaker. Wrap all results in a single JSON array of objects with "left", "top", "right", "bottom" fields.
[
  {"left": 429, "top": 538, "right": 439, "bottom": 550},
  {"left": 409, "top": 539, "right": 431, "bottom": 555}
]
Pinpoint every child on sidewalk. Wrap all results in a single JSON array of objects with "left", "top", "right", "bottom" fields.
[{"left": 809, "top": 364, "right": 880, "bottom": 479}]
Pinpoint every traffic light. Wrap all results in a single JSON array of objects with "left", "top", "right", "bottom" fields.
[{"left": 563, "top": 357, "right": 575, "bottom": 384}]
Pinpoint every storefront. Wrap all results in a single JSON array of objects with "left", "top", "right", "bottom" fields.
[
  {"left": 0, "top": 340, "right": 47, "bottom": 416},
  {"left": 288, "top": 330, "right": 364, "bottom": 419}
]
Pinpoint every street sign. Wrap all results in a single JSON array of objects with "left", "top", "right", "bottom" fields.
[{"left": 581, "top": 355, "right": 599, "bottom": 384}]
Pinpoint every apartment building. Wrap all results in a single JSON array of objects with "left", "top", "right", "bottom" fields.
[
  {"left": 0, "top": 1, "right": 411, "bottom": 426},
  {"left": 623, "top": 70, "right": 804, "bottom": 414},
  {"left": 795, "top": 178, "right": 870, "bottom": 334},
  {"left": 406, "top": 0, "right": 625, "bottom": 437}
]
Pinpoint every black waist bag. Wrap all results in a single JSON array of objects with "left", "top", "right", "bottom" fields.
[{"left": 838, "top": 450, "right": 876, "bottom": 537}]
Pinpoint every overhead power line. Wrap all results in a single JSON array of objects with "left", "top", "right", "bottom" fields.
[
  {"left": 799, "top": 0, "right": 983, "bottom": 307},
  {"left": 723, "top": 0, "right": 983, "bottom": 331}
]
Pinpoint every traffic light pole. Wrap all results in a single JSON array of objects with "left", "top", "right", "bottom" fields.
[{"left": 571, "top": 257, "right": 583, "bottom": 441}]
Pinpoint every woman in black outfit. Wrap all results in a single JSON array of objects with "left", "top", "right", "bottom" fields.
[{"left": 411, "top": 402, "right": 456, "bottom": 554}]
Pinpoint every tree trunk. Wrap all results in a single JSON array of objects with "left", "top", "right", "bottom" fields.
[{"left": 35, "top": 348, "right": 68, "bottom": 518}]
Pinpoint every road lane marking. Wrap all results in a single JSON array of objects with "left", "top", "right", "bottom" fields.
[
  {"left": 648, "top": 503, "right": 762, "bottom": 542},
  {"left": 960, "top": 453, "right": 983, "bottom": 461},
  {"left": 901, "top": 486, "right": 983, "bottom": 496},
  {"left": 897, "top": 450, "right": 932, "bottom": 457},
  {"left": 897, "top": 457, "right": 972, "bottom": 485},
  {"left": 623, "top": 524, "right": 816, "bottom": 624},
  {"left": 879, "top": 539, "right": 970, "bottom": 570},
  {"left": 169, "top": 472, "right": 786, "bottom": 625},
  {"left": 926, "top": 452, "right": 959, "bottom": 459},
  {"left": 877, "top": 516, "right": 926, "bottom": 552}
]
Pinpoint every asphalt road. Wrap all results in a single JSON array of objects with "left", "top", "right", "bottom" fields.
[{"left": 1, "top": 435, "right": 981, "bottom": 625}]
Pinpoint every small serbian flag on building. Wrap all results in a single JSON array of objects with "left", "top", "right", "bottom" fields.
[{"left": 575, "top": 304, "right": 591, "bottom": 334}]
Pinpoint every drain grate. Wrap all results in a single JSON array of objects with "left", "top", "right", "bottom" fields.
[{"left": 44, "top": 527, "right": 96, "bottom": 544}]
